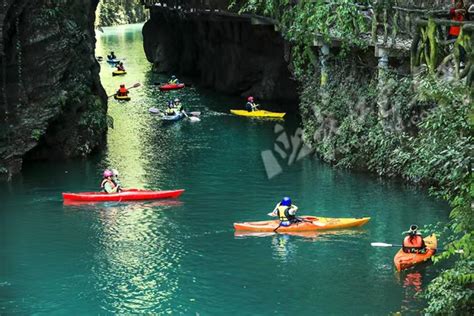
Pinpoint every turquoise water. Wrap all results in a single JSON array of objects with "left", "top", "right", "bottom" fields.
[{"left": 0, "top": 24, "right": 450, "bottom": 315}]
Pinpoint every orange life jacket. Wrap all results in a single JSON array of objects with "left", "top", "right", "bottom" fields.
[
  {"left": 402, "top": 235, "right": 425, "bottom": 253},
  {"left": 449, "top": 8, "right": 465, "bottom": 36}
]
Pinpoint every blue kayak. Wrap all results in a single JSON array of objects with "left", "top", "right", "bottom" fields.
[
  {"left": 107, "top": 59, "right": 120, "bottom": 64},
  {"left": 161, "top": 113, "right": 185, "bottom": 122}
]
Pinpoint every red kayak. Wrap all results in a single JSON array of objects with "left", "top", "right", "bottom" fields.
[
  {"left": 159, "top": 83, "right": 185, "bottom": 91},
  {"left": 62, "top": 189, "right": 184, "bottom": 202}
]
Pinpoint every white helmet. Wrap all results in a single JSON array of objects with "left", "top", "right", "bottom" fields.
[{"left": 111, "top": 169, "right": 119, "bottom": 177}]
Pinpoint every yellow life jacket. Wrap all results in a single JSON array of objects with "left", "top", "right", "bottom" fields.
[{"left": 277, "top": 205, "right": 290, "bottom": 222}]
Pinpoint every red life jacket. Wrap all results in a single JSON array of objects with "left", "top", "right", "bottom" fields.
[
  {"left": 118, "top": 87, "right": 128, "bottom": 96},
  {"left": 402, "top": 235, "right": 425, "bottom": 253},
  {"left": 449, "top": 8, "right": 465, "bottom": 36}
]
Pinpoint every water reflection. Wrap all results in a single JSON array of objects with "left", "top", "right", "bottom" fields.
[
  {"left": 234, "top": 228, "right": 368, "bottom": 240},
  {"left": 90, "top": 204, "right": 184, "bottom": 313},
  {"left": 235, "top": 229, "right": 369, "bottom": 264},
  {"left": 63, "top": 200, "right": 183, "bottom": 208},
  {"left": 399, "top": 271, "right": 425, "bottom": 314}
]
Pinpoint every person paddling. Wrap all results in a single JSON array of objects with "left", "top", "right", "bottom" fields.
[
  {"left": 116, "top": 84, "right": 129, "bottom": 97},
  {"left": 245, "top": 96, "right": 259, "bottom": 112},
  {"left": 101, "top": 169, "right": 119, "bottom": 194},
  {"left": 168, "top": 75, "right": 180, "bottom": 84},
  {"left": 268, "top": 197, "right": 300, "bottom": 227},
  {"left": 174, "top": 98, "right": 183, "bottom": 112},
  {"left": 111, "top": 169, "right": 123, "bottom": 191},
  {"left": 107, "top": 51, "right": 117, "bottom": 60},
  {"left": 116, "top": 62, "right": 125, "bottom": 72},
  {"left": 166, "top": 100, "right": 177, "bottom": 115},
  {"left": 402, "top": 225, "right": 426, "bottom": 254}
]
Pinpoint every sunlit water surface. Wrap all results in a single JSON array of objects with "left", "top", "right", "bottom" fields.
[{"left": 0, "top": 23, "right": 449, "bottom": 315}]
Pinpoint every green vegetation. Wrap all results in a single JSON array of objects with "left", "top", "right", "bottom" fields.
[
  {"left": 237, "top": 0, "right": 473, "bottom": 313},
  {"left": 31, "top": 129, "right": 43, "bottom": 141},
  {"left": 96, "top": 0, "right": 149, "bottom": 27},
  {"left": 234, "top": 0, "right": 371, "bottom": 77}
]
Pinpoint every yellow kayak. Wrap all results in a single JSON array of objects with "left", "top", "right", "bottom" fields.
[
  {"left": 114, "top": 94, "right": 131, "bottom": 101},
  {"left": 230, "top": 109, "right": 286, "bottom": 118},
  {"left": 234, "top": 215, "right": 370, "bottom": 232},
  {"left": 112, "top": 70, "right": 127, "bottom": 76}
]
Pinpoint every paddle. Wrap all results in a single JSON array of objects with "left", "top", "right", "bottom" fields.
[
  {"left": 370, "top": 242, "right": 464, "bottom": 253},
  {"left": 108, "top": 83, "right": 141, "bottom": 98},
  {"left": 273, "top": 217, "right": 311, "bottom": 232},
  {"left": 271, "top": 211, "right": 315, "bottom": 232}
]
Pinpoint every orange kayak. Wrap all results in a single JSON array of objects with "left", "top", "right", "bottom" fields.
[
  {"left": 234, "top": 229, "right": 367, "bottom": 239},
  {"left": 233, "top": 215, "right": 370, "bottom": 232},
  {"left": 394, "top": 234, "right": 437, "bottom": 271}
]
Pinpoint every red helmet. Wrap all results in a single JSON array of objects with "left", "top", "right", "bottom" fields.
[{"left": 247, "top": 96, "right": 254, "bottom": 102}]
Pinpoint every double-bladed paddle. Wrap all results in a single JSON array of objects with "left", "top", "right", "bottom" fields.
[
  {"left": 108, "top": 83, "right": 141, "bottom": 98},
  {"left": 370, "top": 242, "right": 464, "bottom": 253}
]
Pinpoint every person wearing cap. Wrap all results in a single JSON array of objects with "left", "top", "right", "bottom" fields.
[
  {"left": 117, "top": 84, "right": 129, "bottom": 97},
  {"left": 166, "top": 100, "right": 176, "bottom": 115},
  {"left": 111, "top": 169, "right": 122, "bottom": 192},
  {"left": 100, "top": 169, "right": 119, "bottom": 194},
  {"left": 168, "top": 75, "right": 179, "bottom": 84},
  {"left": 402, "top": 225, "right": 426, "bottom": 253},
  {"left": 173, "top": 98, "right": 183, "bottom": 112},
  {"left": 268, "top": 197, "right": 300, "bottom": 227},
  {"left": 245, "top": 96, "right": 258, "bottom": 112}
]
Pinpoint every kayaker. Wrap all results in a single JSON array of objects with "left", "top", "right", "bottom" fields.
[
  {"left": 116, "top": 62, "right": 125, "bottom": 71},
  {"left": 174, "top": 98, "right": 183, "bottom": 112},
  {"left": 117, "top": 84, "right": 129, "bottom": 97},
  {"left": 100, "top": 169, "right": 119, "bottom": 194},
  {"left": 111, "top": 169, "right": 122, "bottom": 191},
  {"left": 268, "top": 197, "right": 300, "bottom": 227},
  {"left": 108, "top": 51, "right": 117, "bottom": 60},
  {"left": 168, "top": 75, "right": 179, "bottom": 84},
  {"left": 166, "top": 100, "right": 177, "bottom": 115},
  {"left": 245, "top": 96, "right": 258, "bottom": 112},
  {"left": 402, "top": 225, "right": 426, "bottom": 254},
  {"left": 448, "top": 0, "right": 468, "bottom": 67}
]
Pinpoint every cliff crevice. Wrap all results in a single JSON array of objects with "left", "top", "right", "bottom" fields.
[
  {"left": 0, "top": 0, "right": 108, "bottom": 179},
  {"left": 143, "top": 10, "right": 298, "bottom": 101}
]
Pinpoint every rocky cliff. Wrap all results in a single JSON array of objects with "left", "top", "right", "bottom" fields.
[
  {"left": 143, "top": 10, "right": 298, "bottom": 101},
  {"left": 0, "top": 0, "right": 107, "bottom": 180}
]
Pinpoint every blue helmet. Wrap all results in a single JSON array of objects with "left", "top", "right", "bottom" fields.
[{"left": 281, "top": 197, "right": 291, "bottom": 206}]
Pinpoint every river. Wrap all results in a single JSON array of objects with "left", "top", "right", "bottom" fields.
[{"left": 0, "top": 23, "right": 450, "bottom": 315}]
